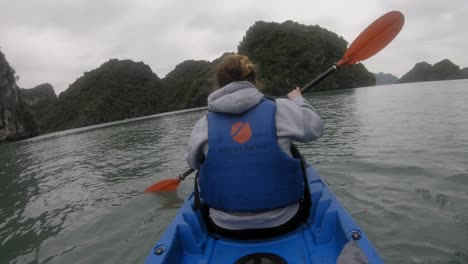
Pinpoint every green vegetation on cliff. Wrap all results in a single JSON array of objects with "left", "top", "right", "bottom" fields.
[
  {"left": 39, "top": 59, "right": 164, "bottom": 133},
  {"left": 3, "top": 19, "right": 380, "bottom": 136},
  {"left": 162, "top": 60, "right": 214, "bottom": 110},
  {"left": 399, "top": 62, "right": 432, "bottom": 83},
  {"left": 19, "top": 83, "right": 57, "bottom": 130},
  {"left": 161, "top": 53, "right": 234, "bottom": 110},
  {"left": 431, "top": 59, "right": 464, "bottom": 80},
  {"left": 399, "top": 59, "right": 467, "bottom": 83},
  {"left": 238, "top": 21, "right": 375, "bottom": 96},
  {"left": 20, "top": 83, "right": 57, "bottom": 106}
]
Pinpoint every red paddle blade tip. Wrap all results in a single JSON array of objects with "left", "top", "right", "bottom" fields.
[
  {"left": 337, "top": 11, "right": 405, "bottom": 66},
  {"left": 144, "top": 178, "right": 181, "bottom": 193}
]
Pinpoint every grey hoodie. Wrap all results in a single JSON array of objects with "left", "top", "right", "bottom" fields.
[{"left": 185, "top": 81, "right": 324, "bottom": 230}]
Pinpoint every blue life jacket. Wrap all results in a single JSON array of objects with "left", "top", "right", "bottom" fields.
[{"left": 199, "top": 99, "right": 305, "bottom": 212}]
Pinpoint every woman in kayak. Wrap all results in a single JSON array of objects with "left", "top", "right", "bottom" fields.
[{"left": 186, "top": 54, "right": 324, "bottom": 238}]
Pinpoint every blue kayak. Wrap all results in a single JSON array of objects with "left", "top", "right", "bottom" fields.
[{"left": 145, "top": 165, "right": 383, "bottom": 263}]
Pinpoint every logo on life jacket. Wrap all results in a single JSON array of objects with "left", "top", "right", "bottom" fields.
[{"left": 230, "top": 121, "right": 252, "bottom": 144}]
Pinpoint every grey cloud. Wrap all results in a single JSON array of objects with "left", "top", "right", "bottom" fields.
[
  {"left": 1, "top": 0, "right": 467, "bottom": 93},
  {"left": 367, "top": 0, "right": 468, "bottom": 76}
]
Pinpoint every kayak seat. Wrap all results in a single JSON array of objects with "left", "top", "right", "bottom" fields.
[{"left": 233, "top": 253, "right": 288, "bottom": 264}]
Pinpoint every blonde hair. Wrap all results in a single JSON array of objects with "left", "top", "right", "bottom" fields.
[{"left": 216, "top": 54, "right": 256, "bottom": 87}]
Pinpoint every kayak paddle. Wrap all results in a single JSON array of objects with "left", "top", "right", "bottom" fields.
[
  {"left": 301, "top": 11, "right": 405, "bottom": 93},
  {"left": 144, "top": 168, "right": 195, "bottom": 193},
  {"left": 145, "top": 11, "right": 405, "bottom": 193}
]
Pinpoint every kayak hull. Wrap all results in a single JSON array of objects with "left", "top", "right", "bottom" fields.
[{"left": 145, "top": 165, "right": 383, "bottom": 263}]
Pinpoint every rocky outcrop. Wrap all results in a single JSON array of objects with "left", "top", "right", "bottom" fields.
[
  {"left": 0, "top": 50, "right": 38, "bottom": 143},
  {"left": 399, "top": 62, "right": 432, "bottom": 83},
  {"left": 399, "top": 59, "right": 466, "bottom": 83},
  {"left": 161, "top": 53, "right": 234, "bottom": 110},
  {"left": 39, "top": 59, "right": 165, "bottom": 133},
  {"left": 238, "top": 20, "right": 375, "bottom": 95},
  {"left": 19, "top": 83, "right": 57, "bottom": 107},
  {"left": 461, "top": 68, "right": 468, "bottom": 78},
  {"left": 19, "top": 83, "right": 57, "bottom": 132},
  {"left": 374, "top": 72, "right": 399, "bottom": 85},
  {"left": 162, "top": 60, "right": 214, "bottom": 110}
]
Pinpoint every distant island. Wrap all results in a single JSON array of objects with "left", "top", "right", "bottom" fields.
[
  {"left": 1, "top": 20, "right": 377, "bottom": 141},
  {"left": 374, "top": 59, "right": 468, "bottom": 85},
  {"left": 399, "top": 59, "right": 468, "bottom": 83},
  {"left": 374, "top": 72, "right": 399, "bottom": 85}
]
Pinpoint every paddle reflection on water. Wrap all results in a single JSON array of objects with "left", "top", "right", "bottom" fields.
[
  {"left": 337, "top": 241, "right": 369, "bottom": 264},
  {"left": 152, "top": 191, "right": 185, "bottom": 210}
]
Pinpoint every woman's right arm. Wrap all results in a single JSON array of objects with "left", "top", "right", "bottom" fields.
[
  {"left": 276, "top": 88, "right": 324, "bottom": 142},
  {"left": 185, "top": 116, "right": 208, "bottom": 170}
]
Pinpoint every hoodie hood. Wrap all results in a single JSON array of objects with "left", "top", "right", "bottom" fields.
[{"left": 207, "top": 81, "right": 264, "bottom": 114}]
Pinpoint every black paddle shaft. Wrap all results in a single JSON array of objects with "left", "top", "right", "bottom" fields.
[
  {"left": 301, "top": 65, "right": 339, "bottom": 93},
  {"left": 179, "top": 168, "right": 195, "bottom": 181}
]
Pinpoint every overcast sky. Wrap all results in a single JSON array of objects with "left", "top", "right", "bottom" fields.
[{"left": 1, "top": 0, "right": 467, "bottom": 94}]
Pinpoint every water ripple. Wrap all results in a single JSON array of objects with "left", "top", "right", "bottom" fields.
[{"left": 1, "top": 81, "right": 468, "bottom": 263}]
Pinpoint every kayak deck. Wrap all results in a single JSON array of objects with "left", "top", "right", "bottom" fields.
[{"left": 145, "top": 166, "right": 383, "bottom": 263}]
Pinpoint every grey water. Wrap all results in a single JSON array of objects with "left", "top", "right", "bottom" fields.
[{"left": 1, "top": 80, "right": 468, "bottom": 264}]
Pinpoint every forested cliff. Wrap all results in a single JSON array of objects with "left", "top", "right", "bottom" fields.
[
  {"left": 0, "top": 51, "right": 38, "bottom": 143},
  {"left": 238, "top": 21, "right": 375, "bottom": 95},
  {"left": 2, "top": 19, "right": 377, "bottom": 140},
  {"left": 38, "top": 59, "right": 165, "bottom": 133}
]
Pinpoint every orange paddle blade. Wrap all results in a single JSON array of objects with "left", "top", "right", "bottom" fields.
[
  {"left": 144, "top": 178, "right": 181, "bottom": 193},
  {"left": 337, "top": 11, "right": 405, "bottom": 66}
]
